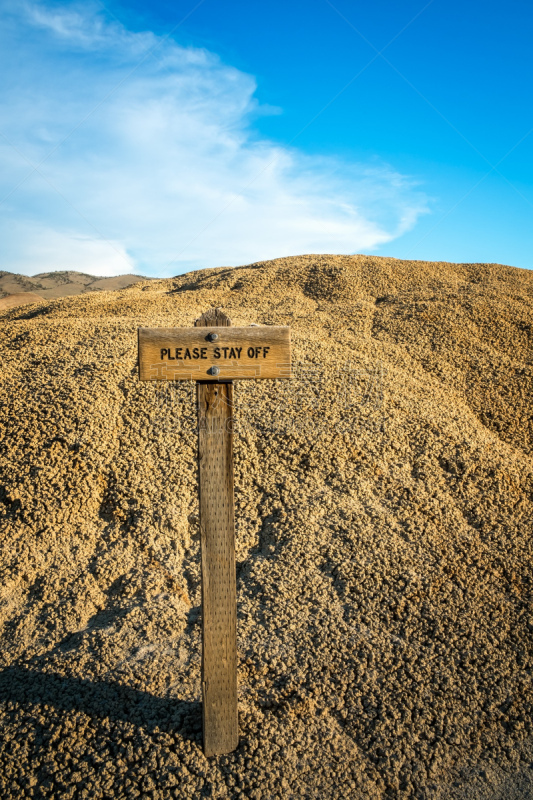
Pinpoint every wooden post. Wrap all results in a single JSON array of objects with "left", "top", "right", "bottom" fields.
[
  {"left": 195, "top": 308, "right": 239, "bottom": 756},
  {"left": 137, "top": 309, "right": 291, "bottom": 756}
]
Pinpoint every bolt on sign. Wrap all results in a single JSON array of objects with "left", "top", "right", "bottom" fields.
[{"left": 138, "top": 308, "right": 292, "bottom": 757}]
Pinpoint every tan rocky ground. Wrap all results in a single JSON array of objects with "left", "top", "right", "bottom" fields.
[{"left": 0, "top": 254, "right": 532, "bottom": 799}]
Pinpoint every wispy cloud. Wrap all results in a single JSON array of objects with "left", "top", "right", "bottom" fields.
[{"left": 0, "top": 1, "right": 429, "bottom": 277}]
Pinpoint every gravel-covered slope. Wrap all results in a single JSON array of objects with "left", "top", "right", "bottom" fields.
[{"left": 0, "top": 254, "right": 532, "bottom": 799}]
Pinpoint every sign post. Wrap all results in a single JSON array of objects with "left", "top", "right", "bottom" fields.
[{"left": 138, "top": 308, "right": 291, "bottom": 756}]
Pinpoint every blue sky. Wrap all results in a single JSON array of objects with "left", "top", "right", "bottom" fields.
[{"left": 1, "top": 0, "right": 532, "bottom": 276}]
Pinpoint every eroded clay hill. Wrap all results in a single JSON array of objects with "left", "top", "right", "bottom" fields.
[{"left": 0, "top": 254, "right": 532, "bottom": 800}]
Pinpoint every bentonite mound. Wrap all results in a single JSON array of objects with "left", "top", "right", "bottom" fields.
[{"left": 0, "top": 254, "right": 532, "bottom": 800}]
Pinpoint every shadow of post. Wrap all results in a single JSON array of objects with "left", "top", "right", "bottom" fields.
[{"left": 0, "top": 666, "right": 201, "bottom": 741}]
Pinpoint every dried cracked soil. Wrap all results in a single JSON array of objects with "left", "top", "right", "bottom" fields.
[{"left": 0, "top": 254, "right": 532, "bottom": 799}]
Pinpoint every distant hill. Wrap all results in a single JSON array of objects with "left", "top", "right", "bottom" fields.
[
  {"left": 0, "top": 292, "right": 45, "bottom": 312},
  {"left": 0, "top": 270, "right": 150, "bottom": 305}
]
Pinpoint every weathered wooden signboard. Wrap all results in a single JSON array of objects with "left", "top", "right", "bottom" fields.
[
  {"left": 138, "top": 308, "right": 291, "bottom": 757},
  {"left": 138, "top": 324, "right": 291, "bottom": 381}
]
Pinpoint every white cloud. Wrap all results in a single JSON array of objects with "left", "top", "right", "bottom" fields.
[
  {"left": 0, "top": 1, "right": 429, "bottom": 277},
  {"left": 2, "top": 223, "right": 135, "bottom": 276}
]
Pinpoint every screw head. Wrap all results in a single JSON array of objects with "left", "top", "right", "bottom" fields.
[
  {"left": 207, "top": 332, "right": 219, "bottom": 342},
  {"left": 208, "top": 366, "right": 220, "bottom": 376}
]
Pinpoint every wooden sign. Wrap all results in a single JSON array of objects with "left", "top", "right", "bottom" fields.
[
  {"left": 138, "top": 308, "right": 291, "bottom": 757},
  {"left": 138, "top": 325, "right": 291, "bottom": 381}
]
